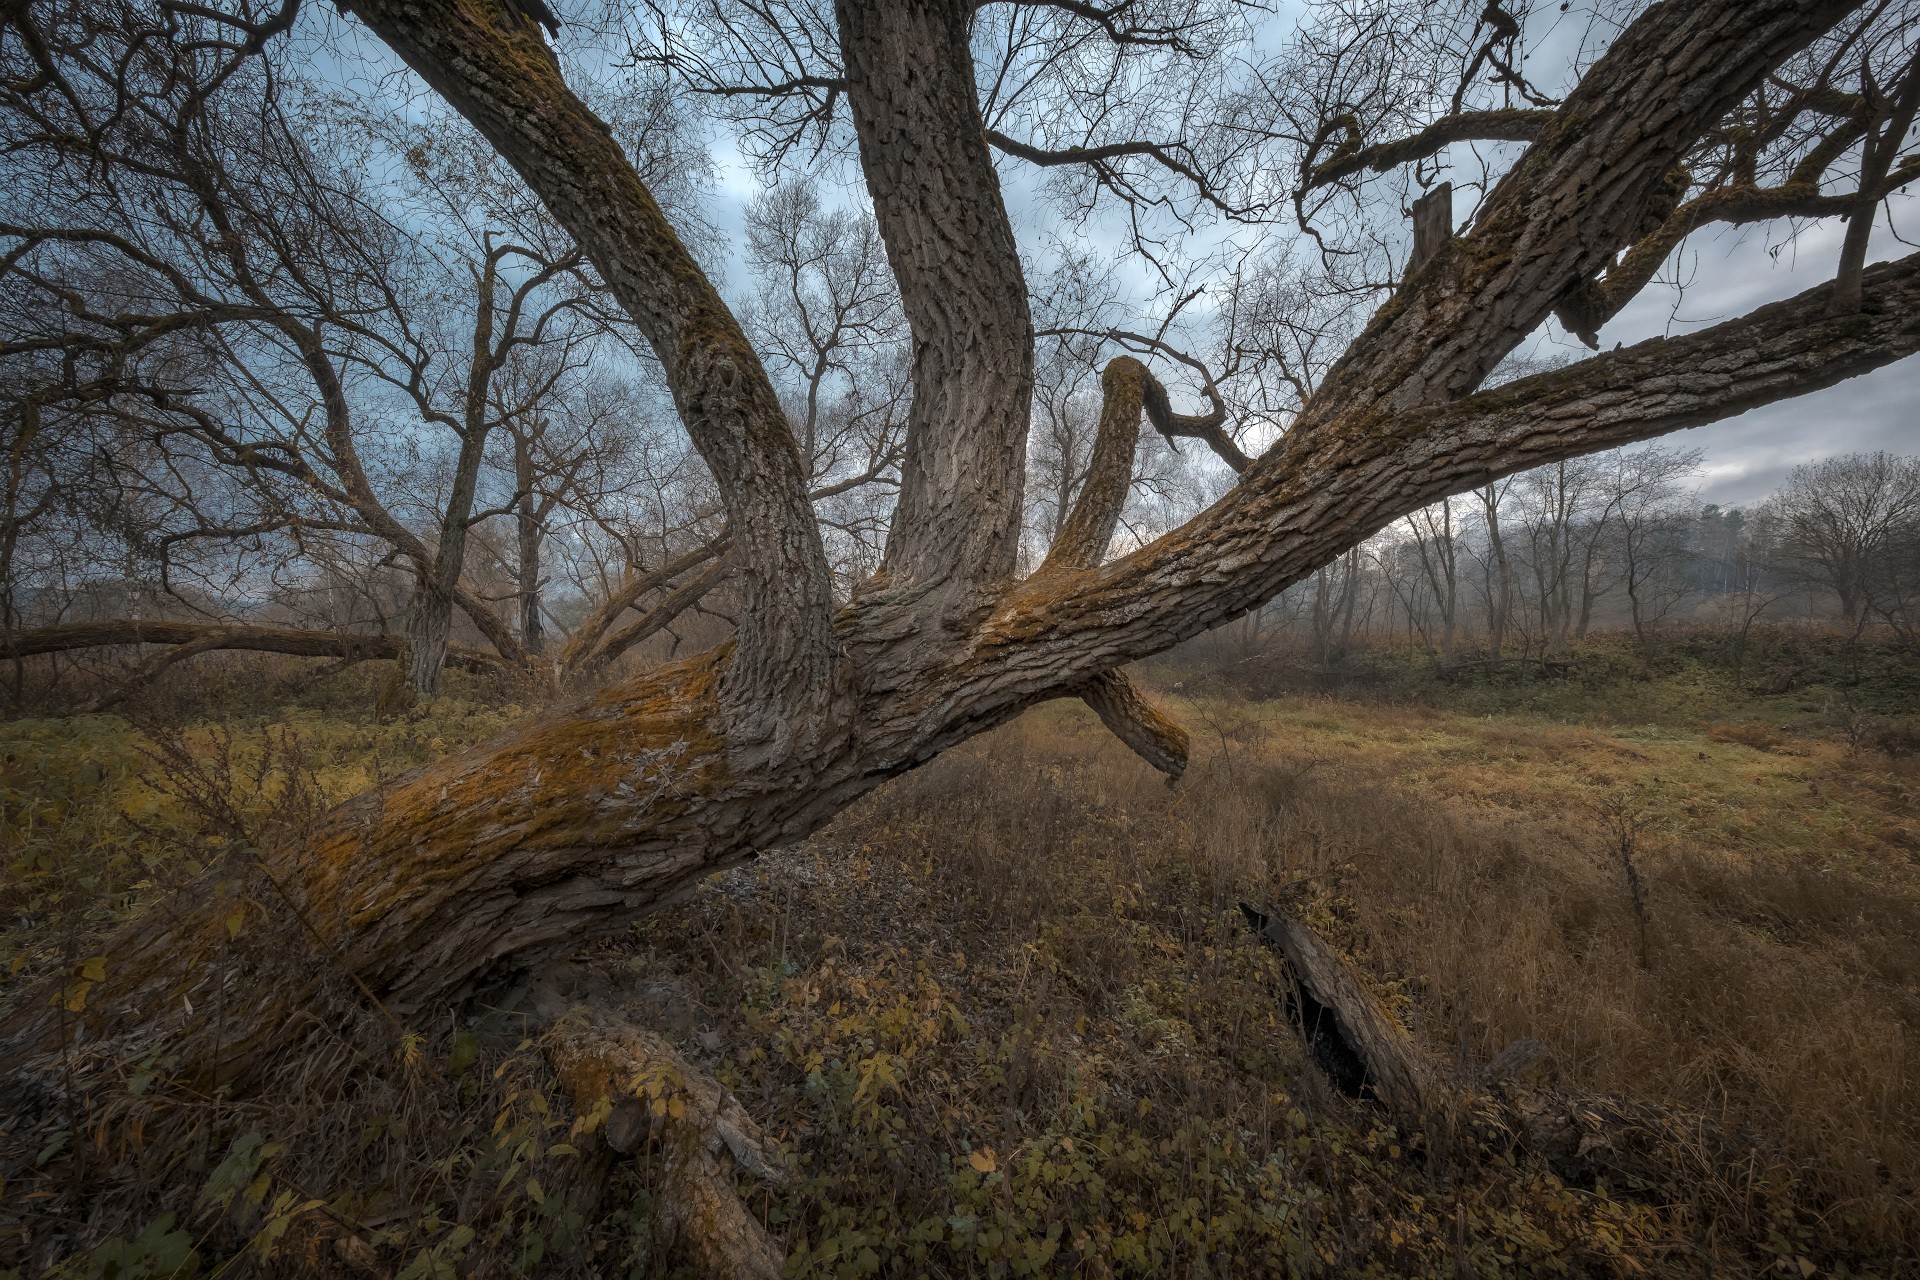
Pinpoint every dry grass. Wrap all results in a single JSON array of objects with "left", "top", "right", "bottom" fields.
[
  {"left": 4, "top": 671, "right": 1917, "bottom": 1277},
  {"left": 609, "top": 695, "right": 1917, "bottom": 1276}
]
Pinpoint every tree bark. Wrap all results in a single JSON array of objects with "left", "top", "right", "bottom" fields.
[
  {"left": 509, "top": 420, "right": 549, "bottom": 659},
  {"left": 544, "top": 1005, "right": 788, "bottom": 1279},
  {"left": 838, "top": 0, "right": 1034, "bottom": 606},
  {"left": 403, "top": 577, "right": 456, "bottom": 699}
]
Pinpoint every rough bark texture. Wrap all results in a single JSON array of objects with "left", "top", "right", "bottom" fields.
[
  {"left": 1308, "top": 0, "right": 1858, "bottom": 421},
  {"left": 403, "top": 579, "right": 457, "bottom": 698},
  {"left": 838, "top": 0, "right": 1035, "bottom": 604},
  {"left": 1039, "top": 356, "right": 1189, "bottom": 779},
  {"left": 1073, "top": 670, "right": 1189, "bottom": 781},
  {"left": 1042, "top": 357, "right": 1149, "bottom": 573},
  {"left": 1244, "top": 904, "right": 1438, "bottom": 1119},
  {"left": 544, "top": 1005, "right": 787, "bottom": 1280}
]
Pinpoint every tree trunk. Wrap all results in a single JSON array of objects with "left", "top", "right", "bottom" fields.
[
  {"left": 838, "top": 0, "right": 1034, "bottom": 605},
  {"left": 403, "top": 576, "right": 456, "bottom": 699},
  {"left": 1481, "top": 485, "right": 1512, "bottom": 663},
  {"left": 516, "top": 434, "right": 546, "bottom": 658},
  {"left": 7, "top": 0, "right": 1915, "bottom": 1125}
]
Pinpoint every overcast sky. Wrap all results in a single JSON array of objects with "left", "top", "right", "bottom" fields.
[{"left": 683, "top": 2, "right": 1917, "bottom": 516}]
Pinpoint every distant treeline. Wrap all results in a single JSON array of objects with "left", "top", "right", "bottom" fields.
[{"left": 1208, "top": 449, "right": 1920, "bottom": 670}]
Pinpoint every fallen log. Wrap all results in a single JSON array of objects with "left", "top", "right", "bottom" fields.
[
  {"left": 1237, "top": 902, "right": 1436, "bottom": 1119},
  {"left": 1238, "top": 901, "right": 1766, "bottom": 1191}
]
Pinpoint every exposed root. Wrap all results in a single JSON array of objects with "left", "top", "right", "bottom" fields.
[{"left": 543, "top": 1003, "right": 787, "bottom": 1280}]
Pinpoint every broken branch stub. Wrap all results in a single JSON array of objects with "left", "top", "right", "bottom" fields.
[{"left": 1408, "top": 182, "right": 1454, "bottom": 276}]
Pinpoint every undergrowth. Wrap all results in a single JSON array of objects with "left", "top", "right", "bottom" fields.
[{"left": 1, "top": 650, "right": 1916, "bottom": 1277}]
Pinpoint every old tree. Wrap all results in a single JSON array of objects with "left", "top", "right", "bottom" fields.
[{"left": 6, "top": 0, "right": 1920, "bottom": 1270}]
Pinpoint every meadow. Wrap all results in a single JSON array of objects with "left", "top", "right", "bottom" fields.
[{"left": 3, "top": 631, "right": 1916, "bottom": 1277}]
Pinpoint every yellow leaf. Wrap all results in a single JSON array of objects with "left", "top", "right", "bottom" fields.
[
  {"left": 968, "top": 1148, "right": 996, "bottom": 1174},
  {"left": 225, "top": 908, "right": 245, "bottom": 940},
  {"left": 667, "top": 1096, "right": 685, "bottom": 1120},
  {"left": 78, "top": 956, "right": 107, "bottom": 982}
]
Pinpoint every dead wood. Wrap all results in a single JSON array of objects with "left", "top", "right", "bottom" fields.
[
  {"left": 1238, "top": 902, "right": 1438, "bottom": 1119},
  {"left": 542, "top": 1002, "right": 787, "bottom": 1280},
  {"left": 1239, "top": 902, "right": 1767, "bottom": 1192}
]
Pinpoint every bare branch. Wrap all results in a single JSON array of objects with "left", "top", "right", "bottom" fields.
[{"left": 1301, "top": 106, "right": 1550, "bottom": 191}]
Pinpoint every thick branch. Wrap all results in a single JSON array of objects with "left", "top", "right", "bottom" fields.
[
  {"left": 1307, "top": 0, "right": 1858, "bottom": 422},
  {"left": 838, "top": 0, "right": 1034, "bottom": 604},
  {"left": 341, "top": 0, "right": 838, "bottom": 740},
  {"left": 1006, "top": 249, "right": 1920, "bottom": 682},
  {"left": 1555, "top": 176, "right": 1859, "bottom": 345},
  {"left": 1073, "top": 669, "right": 1189, "bottom": 780},
  {"left": 1043, "top": 357, "right": 1149, "bottom": 571},
  {"left": 1042, "top": 327, "right": 1249, "bottom": 471},
  {"left": 1040, "top": 356, "right": 1189, "bottom": 780}
]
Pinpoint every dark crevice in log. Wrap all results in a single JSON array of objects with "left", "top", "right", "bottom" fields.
[{"left": 1238, "top": 902, "right": 1434, "bottom": 1118}]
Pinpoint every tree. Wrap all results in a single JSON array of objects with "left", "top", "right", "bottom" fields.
[
  {"left": 11, "top": 0, "right": 1920, "bottom": 1266},
  {"left": 1471, "top": 478, "right": 1519, "bottom": 663},
  {"left": 1403, "top": 497, "right": 1460, "bottom": 664},
  {"left": 1763, "top": 451, "right": 1920, "bottom": 632},
  {"left": 1606, "top": 445, "right": 1704, "bottom": 660}
]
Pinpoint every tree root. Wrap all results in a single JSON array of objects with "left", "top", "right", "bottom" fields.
[{"left": 542, "top": 1004, "right": 787, "bottom": 1280}]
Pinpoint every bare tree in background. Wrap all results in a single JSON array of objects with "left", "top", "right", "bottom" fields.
[
  {"left": 1608, "top": 445, "right": 1704, "bottom": 661},
  {"left": 1404, "top": 496, "right": 1460, "bottom": 664},
  {"left": 1763, "top": 451, "right": 1920, "bottom": 635}
]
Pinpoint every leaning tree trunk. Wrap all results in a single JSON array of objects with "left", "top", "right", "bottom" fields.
[{"left": 5, "top": 0, "right": 1914, "bottom": 1139}]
